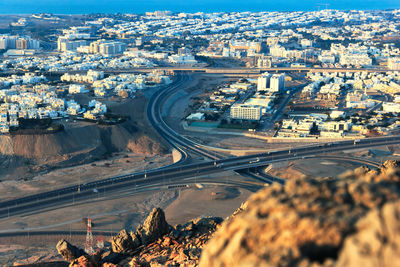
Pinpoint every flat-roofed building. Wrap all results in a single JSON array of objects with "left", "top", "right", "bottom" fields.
[{"left": 230, "top": 104, "right": 262, "bottom": 121}]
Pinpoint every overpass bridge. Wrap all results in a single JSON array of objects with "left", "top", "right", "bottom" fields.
[
  {"left": 104, "top": 66, "right": 391, "bottom": 75},
  {"left": 43, "top": 66, "right": 393, "bottom": 76}
]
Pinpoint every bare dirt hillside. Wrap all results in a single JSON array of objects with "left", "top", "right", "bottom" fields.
[{"left": 0, "top": 95, "right": 167, "bottom": 180}]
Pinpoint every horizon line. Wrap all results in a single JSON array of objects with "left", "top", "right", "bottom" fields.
[{"left": 0, "top": 7, "right": 399, "bottom": 16}]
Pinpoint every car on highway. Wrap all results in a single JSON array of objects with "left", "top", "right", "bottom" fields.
[{"left": 249, "top": 158, "right": 260, "bottom": 164}]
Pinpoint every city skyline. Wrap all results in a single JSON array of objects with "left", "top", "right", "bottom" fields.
[{"left": 0, "top": 0, "right": 399, "bottom": 14}]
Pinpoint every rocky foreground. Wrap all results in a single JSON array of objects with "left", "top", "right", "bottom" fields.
[
  {"left": 57, "top": 207, "right": 222, "bottom": 266},
  {"left": 57, "top": 160, "right": 400, "bottom": 266}
]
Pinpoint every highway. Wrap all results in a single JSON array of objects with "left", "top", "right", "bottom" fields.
[
  {"left": 106, "top": 66, "right": 390, "bottom": 74},
  {"left": 146, "top": 72, "right": 282, "bottom": 183},
  {"left": 1, "top": 73, "right": 399, "bottom": 222},
  {"left": 146, "top": 73, "right": 219, "bottom": 160},
  {"left": 0, "top": 133, "right": 399, "bottom": 219}
]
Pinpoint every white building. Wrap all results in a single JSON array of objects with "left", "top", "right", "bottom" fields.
[
  {"left": 269, "top": 74, "right": 285, "bottom": 92},
  {"left": 330, "top": 110, "right": 346, "bottom": 119},
  {"left": 339, "top": 54, "right": 372, "bottom": 67},
  {"left": 300, "top": 39, "right": 313, "bottom": 48},
  {"left": 382, "top": 102, "right": 400, "bottom": 113},
  {"left": 318, "top": 54, "right": 336, "bottom": 64},
  {"left": 186, "top": 112, "right": 205, "bottom": 120},
  {"left": 58, "top": 37, "right": 87, "bottom": 52},
  {"left": 320, "top": 121, "right": 351, "bottom": 132},
  {"left": 230, "top": 104, "right": 262, "bottom": 121},
  {"left": 257, "top": 72, "right": 272, "bottom": 91},
  {"left": 388, "top": 58, "right": 400, "bottom": 70},
  {"left": 99, "top": 42, "right": 126, "bottom": 55},
  {"left": 168, "top": 54, "right": 197, "bottom": 65},
  {"left": 257, "top": 56, "right": 272, "bottom": 68},
  {"left": 69, "top": 84, "right": 86, "bottom": 94}
]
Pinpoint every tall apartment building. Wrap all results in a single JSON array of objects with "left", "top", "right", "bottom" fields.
[
  {"left": 0, "top": 35, "right": 39, "bottom": 50},
  {"left": 88, "top": 40, "right": 127, "bottom": 55},
  {"left": 270, "top": 74, "right": 285, "bottom": 92},
  {"left": 257, "top": 72, "right": 272, "bottom": 91},
  {"left": 58, "top": 37, "right": 87, "bottom": 52},
  {"left": 257, "top": 56, "right": 272, "bottom": 68},
  {"left": 99, "top": 42, "right": 126, "bottom": 55},
  {"left": 0, "top": 38, "right": 7, "bottom": 49},
  {"left": 269, "top": 45, "right": 286, "bottom": 58},
  {"left": 230, "top": 104, "right": 262, "bottom": 121},
  {"left": 57, "top": 26, "right": 91, "bottom": 52},
  {"left": 16, "top": 39, "right": 28, "bottom": 49}
]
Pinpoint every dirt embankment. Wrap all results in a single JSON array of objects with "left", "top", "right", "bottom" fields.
[{"left": 0, "top": 96, "right": 167, "bottom": 180}]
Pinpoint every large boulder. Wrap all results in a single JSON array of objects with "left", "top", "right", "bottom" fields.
[
  {"left": 199, "top": 165, "right": 400, "bottom": 267},
  {"left": 111, "top": 229, "right": 135, "bottom": 253},
  {"left": 136, "top": 208, "right": 170, "bottom": 245},
  {"left": 56, "top": 239, "right": 87, "bottom": 263}
]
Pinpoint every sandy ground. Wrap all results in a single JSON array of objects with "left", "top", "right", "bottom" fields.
[
  {"left": 266, "top": 145, "right": 400, "bottom": 180},
  {"left": 0, "top": 153, "right": 172, "bottom": 202},
  {"left": 270, "top": 158, "right": 361, "bottom": 179},
  {"left": 0, "top": 170, "right": 256, "bottom": 234},
  {"left": 165, "top": 186, "right": 251, "bottom": 226}
]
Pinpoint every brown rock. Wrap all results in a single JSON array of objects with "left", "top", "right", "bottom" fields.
[
  {"left": 130, "top": 231, "right": 142, "bottom": 248},
  {"left": 169, "top": 250, "right": 179, "bottom": 259},
  {"left": 56, "top": 239, "right": 87, "bottom": 263},
  {"left": 191, "top": 217, "right": 223, "bottom": 234},
  {"left": 199, "top": 167, "right": 400, "bottom": 267},
  {"left": 226, "top": 202, "right": 248, "bottom": 221},
  {"left": 127, "top": 136, "right": 164, "bottom": 155},
  {"left": 381, "top": 159, "right": 400, "bottom": 170},
  {"left": 136, "top": 208, "right": 170, "bottom": 245},
  {"left": 353, "top": 165, "right": 370, "bottom": 176},
  {"left": 337, "top": 200, "right": 400, "bottom": 267},
  {"left": 149, "top": 261, "right": 164, "bottom": 267},
  {"left": 129, "top": 257, "right": 141, "bottom": 267},
  {"left": 173, "top": 248, "right": 189, "bottom": 263},
  {"left": 101, "top": 250, "right": 124, "bottom": 265},
  {"left": 69, "top": 255, "right": 96, "bottom": 267},
  {"left": 163, "top": 236, "right": 172, "bottom": 247},
  {"left": 111, "top": 229, "right": 135, "bottom": 253}
]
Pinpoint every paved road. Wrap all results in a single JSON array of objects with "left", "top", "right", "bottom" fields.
[
  {"left": 0, "top": 73, "right": 399, "bottom": 222},
  {"left": 106, "top": 66, "right": 391, "bottom": 74},
  {"left": 36, "top": 66, "right": 393, "bottom": 78},
  {"left": 0, "top": 132, "right": 399, "bottom": 219}
]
